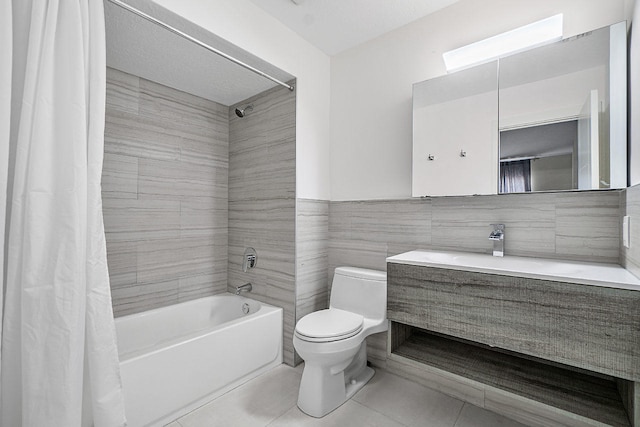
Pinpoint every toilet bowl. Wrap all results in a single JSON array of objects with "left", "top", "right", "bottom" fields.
[{"left": 293, "top": 267, "right": 387, "bottom": 417}]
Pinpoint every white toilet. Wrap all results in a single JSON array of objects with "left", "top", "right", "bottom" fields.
[{"left": 293, "top": 266, "right": 387, "bottom": 417}]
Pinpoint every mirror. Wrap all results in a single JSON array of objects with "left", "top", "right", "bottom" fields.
[
  {"left": 412, "top": 61, "right": 498, "bottom": 197},
  {"left": 498, "top": 22, "right": 627, "bottom": 193},
  {"left": 412, "top": 22, "right": 627, "bottom": 197}
]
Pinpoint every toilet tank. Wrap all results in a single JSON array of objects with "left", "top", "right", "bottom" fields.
[{"left": 330, "top": 267, "right": 387, "bottom": 322}]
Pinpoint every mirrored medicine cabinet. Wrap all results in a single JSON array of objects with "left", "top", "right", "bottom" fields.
[{"left": 412, "top": 21, "right": 627, "bottom": 197}]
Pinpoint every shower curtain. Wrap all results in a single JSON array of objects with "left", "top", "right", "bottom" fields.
[
  {"left": 1, "top": 1, "right": 126, "bottom": 426},
  {"left": 499, "top": 159, "right": 532, "bottom": 193}
]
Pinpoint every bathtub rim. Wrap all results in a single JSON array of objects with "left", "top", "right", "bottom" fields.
[{"left": 115, "top": 293, "right": 282, "bottom": 362}]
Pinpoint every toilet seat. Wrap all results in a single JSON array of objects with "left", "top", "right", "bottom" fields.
[{"left": 295, "top": 309, "right": 363, "bottom": 343}]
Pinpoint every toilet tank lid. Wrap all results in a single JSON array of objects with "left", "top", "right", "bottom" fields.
[{"left": 334, "top": 267, "right": 386, "bottom": 282}]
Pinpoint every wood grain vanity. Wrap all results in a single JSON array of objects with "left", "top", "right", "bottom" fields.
[{"left": 386, "top": 250, "right": 640, "bottom": 427}]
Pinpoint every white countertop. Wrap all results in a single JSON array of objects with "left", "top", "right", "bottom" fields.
[{"left": 386, "top": 250, "right": 640, "bottom": 291}]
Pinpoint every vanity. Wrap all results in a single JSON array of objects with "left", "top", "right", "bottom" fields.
[{"left": 386, "top": 250, "right": 640, "bottom": 427}]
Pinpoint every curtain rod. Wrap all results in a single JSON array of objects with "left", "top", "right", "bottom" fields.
[{"left": 106, "top": 0, "right": 295, "bottom": 92}]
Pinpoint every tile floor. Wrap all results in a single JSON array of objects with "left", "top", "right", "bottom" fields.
[{"left": 167, "top": 364, "right": 527, "bottom": 427}]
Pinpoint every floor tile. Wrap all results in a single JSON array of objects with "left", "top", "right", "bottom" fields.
[
  {"left": 353, "top": 369, "right": 464, "bottom": 427},
  {"left": 172, "top": 363, "right": 526, "bottom": 427},
  {"left": 177, "top": 364, "right": 301, "bottom": 427},
  {"left": 267, "top": 400, "right": 405, "bottom": 427},
  {"left": 454, "top": 403, "right": 528, "bottom": 427}
]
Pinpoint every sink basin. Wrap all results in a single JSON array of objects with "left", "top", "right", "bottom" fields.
[{"left": 386, "top": 250, "right": 640, "bottom": 291}]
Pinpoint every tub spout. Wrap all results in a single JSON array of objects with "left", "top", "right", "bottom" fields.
[{"left": 235, "top": 283, "right": 252, "bottom": 295}]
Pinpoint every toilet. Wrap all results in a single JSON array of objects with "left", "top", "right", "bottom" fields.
[{"left": 293, "top": 266, "right": 387, "bottom": 417}]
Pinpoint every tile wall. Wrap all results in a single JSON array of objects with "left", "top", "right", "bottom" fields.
[
  {"left": 622, "top": 183, "right": 640, "bottom": 277},
  {"left": 102, "top": 67, "right": 628, "bottom": 371},
  {"left": 328, "top": 190, "right": 623, "bottom": 367},
  {"left": 228, "top": 82, "right": 297, "bottom": 365},
  {"left": 102, "top": 68, "right": 229, "bottom": 316},
  {"left": 295, "top": 199, "right": 330, "bottom": 365}
]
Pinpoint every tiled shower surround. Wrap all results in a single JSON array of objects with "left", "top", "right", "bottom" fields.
[
  {"left": 102, "top": 68, "right": 306, "bottom": 364},
  {"left": 102, "top": 68, "right": 229, "bottom": 317},
  {"left": 227, "top": 82, "right": 298, "bottom": 365},
  {"left": 102, "top": 66, "right": 627, "bottom": 368}
]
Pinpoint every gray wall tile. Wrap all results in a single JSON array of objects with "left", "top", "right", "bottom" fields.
[
  {"left": 432, "top": 193, "right": 557, "bottom": 257},
  {"left": 103, "top": 198, "right": 181, "bottom": 242},
  {"left": 104, "top": 111, "right": 181, "bottom": 161},
  {"left": 102, "top": 153, "right": 138, "bottom": 199},
  {"left": 555, "top": 191, "right": 621, "bottom": 263},
  {"left": 228, "top": 82, "right": 297, "bottom": 366},
  {"left": 104, "top": 240, "right": 137, "bottom": 288},
  {"left": 103, "top": 67, "right": 228, "bottom": 316},
  {"left": 106, "top": 68, "right": 139, "bottom": 115},
  {"left": 179, "top": 272, "right": 227, "bottom": 302},
  {"left": 137, "top": 237, "right": 226, "bottom": 284},
  {"left": 137, "top": 157, "right": 227, "bottom": 200},
  {"left": 111, "top": 279, "right": 179, "bottom": 318},
  {"left": 295, "top": 199, "right": 329, "bottom": 365},
  {"left": 623, "top": 184, "right": 640, "bottom": 277},
  {"left": 180, "top": 198, "right": 228, "bottom": 239},
  {"left": 328, "top": 190, "right": 623, "bottom": 368},
  {"left": 138, "top": 77, "right": 229, "bottom": 141}
]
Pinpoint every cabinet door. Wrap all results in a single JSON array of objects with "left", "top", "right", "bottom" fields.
[{"left": 412, "top": 61, "right": 498, "bottom": 197}]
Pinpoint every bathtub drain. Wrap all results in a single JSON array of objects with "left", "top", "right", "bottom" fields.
[{"left": 242, "top": 303, "right": 250, "bottom": 314}]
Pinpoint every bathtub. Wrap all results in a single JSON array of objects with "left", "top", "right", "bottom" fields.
[{"left": 115, "top": 294, "right": 283, "bottom": 427}]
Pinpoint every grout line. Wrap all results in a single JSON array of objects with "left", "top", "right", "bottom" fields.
[
  {"left": 264, "top": 401, "right": 298, "bottom": 427},
  {"left": 348, "top": 400, "right": 412, "bottom": 427},
  {"left": 451, "top": 402, "right": 466, "bottom": 427}
]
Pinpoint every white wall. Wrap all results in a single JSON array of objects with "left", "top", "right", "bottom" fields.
[
  {"left": 500, "top": 66, "right": 607, "bottom": 129},
  {"left": 531, "top": 155, "right": 574, "bottom": 191},
  {"left": 151, "top": 0, "right": 331, "bottom": 200},
  {"left": 330, "top": 0, "right": 629, "bottom": 200}
]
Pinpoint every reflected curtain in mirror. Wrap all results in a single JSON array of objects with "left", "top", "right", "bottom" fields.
[{"left": 500, "top": 160, "right": 532, "bottom": 193}]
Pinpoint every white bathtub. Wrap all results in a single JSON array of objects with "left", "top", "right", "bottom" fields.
[{"left": 115, "top": 294, "right": 283, "bottom": 427}]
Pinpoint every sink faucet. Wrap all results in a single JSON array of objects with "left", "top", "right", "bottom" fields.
[
  {"left": 489, "top": 224, "right": 505, "bottom": 257},
  {"left": 235, "top": 282, "right": 252, "bottom": 295}
]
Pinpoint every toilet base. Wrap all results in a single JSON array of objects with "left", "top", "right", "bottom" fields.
[
  {"left": 297, "top": 341, "right": 375, "bottom": 418},
  {"left": 345, "top": 365, "right": 374, "bottom": 400}
]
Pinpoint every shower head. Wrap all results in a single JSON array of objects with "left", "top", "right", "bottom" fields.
[{"left": 235, "top": 105, "right": 253, "bottom": 118}]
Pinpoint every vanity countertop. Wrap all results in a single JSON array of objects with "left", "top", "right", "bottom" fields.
[{"left": 387, "top": 249, "right": 640, "bottom": 291}]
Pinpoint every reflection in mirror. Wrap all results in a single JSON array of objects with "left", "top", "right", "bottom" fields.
[
  {"left": 498, "top": 22, "right": 627, "bottom": 194},
  {"left": 412, "top": 21, "right": 627, "bottom": 198},
  {"left": 499, "top": 121, "right": 576, "bottom": 192},
  {"left": 412, "top": 61, "right": 498, "bottom": 197}
]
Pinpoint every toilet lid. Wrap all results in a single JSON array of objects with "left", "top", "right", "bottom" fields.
[{"left": 295, "top": 309, "right": 363, "bottom": 342}]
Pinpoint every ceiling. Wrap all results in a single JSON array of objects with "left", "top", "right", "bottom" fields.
[
  {"left": 104, "top": 0, "right": 294, "bottom": 106},
  {"left": 247, "top": 0, "right": 460, "bottom": 56},
  {"left": 104, "top": 0, "right": 462, "bottom": 105},
  {"left": 500, "top": 120, "right": 577, "bottom": 161}
]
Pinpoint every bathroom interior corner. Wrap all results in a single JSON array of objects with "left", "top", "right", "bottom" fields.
[{"left": 2, "top": 0, "right": 640, "bottom": 426}]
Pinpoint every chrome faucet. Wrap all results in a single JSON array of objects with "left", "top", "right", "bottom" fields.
[
  {"left": 242, "top": 247, "right": 257, "bottom": 272},
  {"left": 235, "top": 283, "right": 252, "bottom": 295},
  {"left": 489, "top": 224, "right": 505, "bottom": 257}
]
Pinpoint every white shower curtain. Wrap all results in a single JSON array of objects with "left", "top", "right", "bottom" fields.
[
  {"left": 0, "top": 0, "right": 12, "bottom": 398},
  {"left": 1, "top": 1, "right": 126, "bottom": 426}
]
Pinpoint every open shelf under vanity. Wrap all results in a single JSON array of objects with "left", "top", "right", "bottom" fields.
[{"left": 389, "top": 322, "right": 631, "bottom": 427}]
